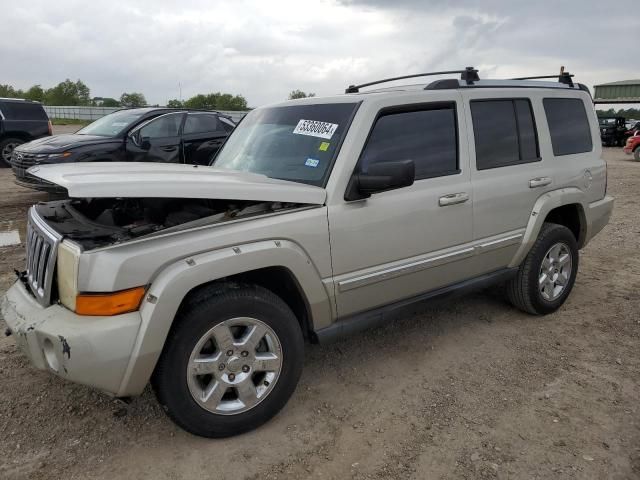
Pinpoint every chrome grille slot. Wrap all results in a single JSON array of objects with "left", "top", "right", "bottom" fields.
[
  {"left": 25, "top": 207, "right": 62, "bottom": 306},
  {"left": 10, "top": 152, "right": 37, "bottom": 178}
]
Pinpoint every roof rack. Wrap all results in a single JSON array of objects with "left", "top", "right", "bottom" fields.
[
  {"left": 346, "top": 66, "right": 581, "bottom": 94},
  {"left": 345, "top": 66, "right": 480, "bottom": 93},
  {"left": 512, "top": 66, "right": 574, "bottom": 87}
]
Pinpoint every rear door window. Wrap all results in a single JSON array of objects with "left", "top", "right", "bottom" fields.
[
  {"left": 543, "top": 98, "right": 593, "bottom": 156},
  {"left": 359, "top": 103, "right": 459, "bottom": 180},
  {"left": 471, "top": 99, "right": 539, "bottom": 170},
  {"left": 184, "top": 113, "right": 221, "bottom": 134},
  {"left": 0, "top": 102, "right": 48, "bottom": 121}
]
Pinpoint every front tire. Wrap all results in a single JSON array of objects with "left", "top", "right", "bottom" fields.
[
  {"left": 506, "top": 223, "right": 579, "bottom": 315},
  {"left": 634, "top": 148, "right": 640, "bottom": 162},
  {"left": 152, "top": 283, "right": 304, "bottom": 438},
  {"left": 0, "top": 138, "right": 24, "bottom": 167}
]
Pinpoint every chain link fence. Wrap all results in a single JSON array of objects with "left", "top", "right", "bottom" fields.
[{"left": 44, "top": 106, "right": 248, "bottom": 122}]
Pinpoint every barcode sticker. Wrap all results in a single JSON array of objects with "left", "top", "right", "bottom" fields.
[{"left": 293, "top": 119, "right": 338, "bottom": 140}]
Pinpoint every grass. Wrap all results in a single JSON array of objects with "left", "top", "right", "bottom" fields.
[{"left": 50, "top": 118, "right": 92, "bottom": 126}]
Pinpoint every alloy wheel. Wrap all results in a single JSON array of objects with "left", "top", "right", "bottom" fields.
[
  {"left": 538, "top": 242, "right": 572, "bottom": 301},
  {"left": 1, "top": 142, "right": 20, "bottom": 163},
  {"left": 187, "top": 317, "right": 282, "bottom": 415}
]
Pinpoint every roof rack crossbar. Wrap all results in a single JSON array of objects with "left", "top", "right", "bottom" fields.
[
  {"left": 512, "top": 67, "right": 575, "bottom": 87},
  {"left": 512, "top": 74, "right": 573, "bottom": 80},
  {"left": 345, "top": 67, "right": 479, "bottom": 93}
]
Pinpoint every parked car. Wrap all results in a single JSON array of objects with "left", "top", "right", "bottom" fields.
[
  {"left": 1, "top": 69, "right": 613, "bottom": 438},
  {"left": 0, "top": 98, "right": 51, "bottom": 167},
  {"left": 598, "top": 116, "right": 627, "bottom": 146},
  {"left": 624, "top": 120, "right": 640, "bottom": 139},
  {"left": 10, "top": 108, "right": 235, "bottom": 192},
  {"left": 623, "top": 131, "right": 640, "bottom": 161}
]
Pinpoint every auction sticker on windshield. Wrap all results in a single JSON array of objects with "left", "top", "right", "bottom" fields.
[{"left": 293, "top": 119, "right": 338, "bottom": 140}]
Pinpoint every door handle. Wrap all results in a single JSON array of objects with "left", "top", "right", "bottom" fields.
[
  {"left": 439, "top": 192, "right": 469, "bottom": 207},
  {"left": 529, "top": 177, "right": 552, "bottom": 188}
]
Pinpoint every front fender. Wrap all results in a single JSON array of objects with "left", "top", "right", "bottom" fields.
[
  {"left": 508, "top": 188, "right": 588, "bottom": 268},
  {"left": 116, "top": 239, "right": 332, "bottom": 396}
]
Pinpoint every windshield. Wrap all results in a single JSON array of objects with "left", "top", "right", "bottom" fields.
[
  {"left": 77, "top": 110, "right": 147, "bottom": 136},
  {"left": 598, "top": 118, "right": 617, "bottom": 125},
  {"left": 212, "top": 103, "right": 359, "bottom": 186}
]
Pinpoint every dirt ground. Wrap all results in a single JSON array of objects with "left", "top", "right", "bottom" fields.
[
  {"left": 50, "top": 124, "right": 83, "bottom": 135},
  {"left": 0, "top": 148, "right": 638, "bottom": 480}
]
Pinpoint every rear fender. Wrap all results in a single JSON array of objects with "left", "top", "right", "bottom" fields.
[{"left": 508, "top": 188, "right": 587, "bottom": 268}]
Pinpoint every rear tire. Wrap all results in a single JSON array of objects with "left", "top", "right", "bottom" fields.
[
  {"left": 634, "top": 148, "right": 640, "bottom": 162},
  {"left": 506, "top": 223, "right": 579, "bottom": 315},
  {"left": 0, "top": 138, "right": 24, "bottom": 167},
  {"left": 152, "top": 283, "right": 304, "bottom": 438}
]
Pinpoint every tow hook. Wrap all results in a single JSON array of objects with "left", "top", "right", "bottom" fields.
[{"left": 4, "top": 328, "right": 12, "bottom": 337}]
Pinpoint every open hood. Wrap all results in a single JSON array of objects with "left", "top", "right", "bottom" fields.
[{"left": 27, "top": 162, "right": 326, "bottom": 204}]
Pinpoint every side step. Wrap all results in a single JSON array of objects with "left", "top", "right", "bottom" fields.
[{"left": 314, "top": 268, "right": 517, "bottom": 343}]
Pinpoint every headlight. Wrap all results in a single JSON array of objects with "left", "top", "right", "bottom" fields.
[
  {"left": 57, "top": 241, "right": 81, "bottom": 311},
  {"left": 36, "top": 152, "right": 72, "bottom": 161},
  {"left": 56, "top": 240, "right": 146, "bottom": 316}
]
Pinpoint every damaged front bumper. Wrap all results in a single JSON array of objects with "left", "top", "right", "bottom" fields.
[{"left": 0, "top": 280, "right": 141, "bottom": 396}]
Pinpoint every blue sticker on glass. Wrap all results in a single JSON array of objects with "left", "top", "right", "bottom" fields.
[{"left": 305, "top": 158, "right": 320, "bottom": 168}]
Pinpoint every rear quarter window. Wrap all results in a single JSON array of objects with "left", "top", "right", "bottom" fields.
[
  {"left": 543, "top": 98, "right": 593, "bottom": 156},
  {"left": 0, "top": 102, "right": 48, "bottom": 121}
]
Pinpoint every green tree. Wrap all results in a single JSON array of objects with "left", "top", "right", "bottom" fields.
[
  {"left": 103, "top": 97, "right": 121, "bottom": 107},
  {"left": 288, "top": 89, "right": 316, "bottom": 100},
  {"left": 183, "top": 92, "right": 247, "bottom": 111},
  {"left": 0, "top": 84, "right": 24, "bottom": 98},
  {"left": 92, "top": 97, "right": 118, "bottom": 107},
  {"left": 44, "top": 79, "right": 91, "bottom": 105},
  {"left": 184, "top": 94, "right": 210, "bottom": 109},
  {"left": 120, "top": 92, "right": 147, "bottom": 108},
  {"left": 217, "top": 93, "right": 248, "bottom": 110},
  {"left": 166, "top": 99, "right": 183, "bottom": 108},
  {"left": 24, "top": 85, "right": 45, "bottom": 102},
  {"left": 596, "top": 108, "right": 640, "bottom": 119}
]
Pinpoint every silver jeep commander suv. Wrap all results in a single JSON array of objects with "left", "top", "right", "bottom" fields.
[{"left": 1, "top": 67, "right": 614, "bottom": 437}]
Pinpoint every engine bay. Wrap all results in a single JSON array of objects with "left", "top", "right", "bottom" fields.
[{"left": 35, "top": 197, "right": 303, "bottom": 250}]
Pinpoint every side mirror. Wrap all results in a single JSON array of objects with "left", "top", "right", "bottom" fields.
[
  {"left": 140, "top": 136, "right": 151, "bottom": 150},
  {"left": 345, "top": 160, "right": 415, "bottom": 201}
]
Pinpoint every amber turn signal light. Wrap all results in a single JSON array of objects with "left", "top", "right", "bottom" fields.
[{"left": 75, "top": 286, "right": 146, "bottom": 316}]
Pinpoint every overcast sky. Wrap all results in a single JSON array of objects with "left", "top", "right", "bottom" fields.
[{"left": 1, "top": 0, "right": 637, "bottom": 107}]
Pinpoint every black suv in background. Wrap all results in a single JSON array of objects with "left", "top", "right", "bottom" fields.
[
  {"left": 0, "top": 99, "right": 51, "bottom": 167},
  {"left": 11, "top": 108, "right": 235, "bottom": 192},
  {"left": 598, "top": 116, "right": 627, "bottom": 146}
]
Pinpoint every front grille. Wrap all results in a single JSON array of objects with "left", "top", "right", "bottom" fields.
[
  {"left": 25, "top": 208, "right": 61, "bottom": 306},
  {"left": 10, "top": 151, "right": 38, "bottom": 179}
]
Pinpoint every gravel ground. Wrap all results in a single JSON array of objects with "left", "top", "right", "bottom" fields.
[{"left": 0, "top": 148, "right": 638, "bottom": 480}]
